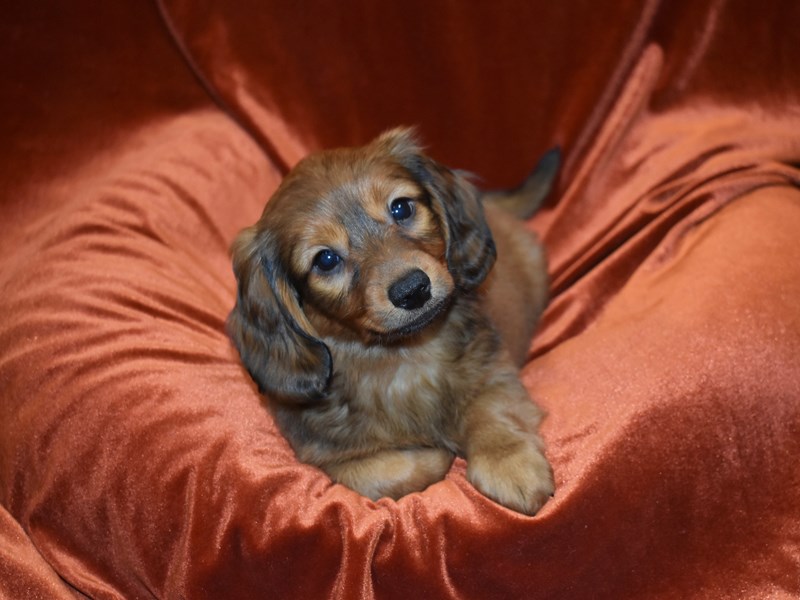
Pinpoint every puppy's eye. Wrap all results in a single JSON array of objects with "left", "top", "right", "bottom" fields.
[
  {"left": 390, "top": 197, "right": 415, "bottom": 222},
  {"left": 312, "top": 249, "right": 342, "bottom": 273}
]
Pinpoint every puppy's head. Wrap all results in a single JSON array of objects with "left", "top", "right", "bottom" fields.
[{"left": 228, "top": 128, "right": 496, "bottom": 401}]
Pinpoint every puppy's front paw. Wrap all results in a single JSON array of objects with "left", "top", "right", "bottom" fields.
[
  {"left": 467, "top": 442, "right": 554, "bottom": 515},
  {"left": 327, "top": 448, "right": 455, "bottom": 501}
]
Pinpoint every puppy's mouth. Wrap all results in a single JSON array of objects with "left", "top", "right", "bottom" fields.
[
  {"left": 358, "top": 267, "right": 455, "bottom": 343},
  {"left": 369, "top": 296, "right": 450, "bottom": 342},
  {"left": 376, "top": 268, "right": 451, "bottom": 341}
]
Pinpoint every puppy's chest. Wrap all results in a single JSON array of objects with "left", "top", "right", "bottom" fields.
[{"left": 330, "top": 343, "right": 462, "bottom": 443}]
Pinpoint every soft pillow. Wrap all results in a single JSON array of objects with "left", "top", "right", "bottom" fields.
[
  {"left": 2, "top": 1, "right": 800, "bottom": 597},
  {"left": 2, "top": 105, "right": 800, "bottom": 599}
]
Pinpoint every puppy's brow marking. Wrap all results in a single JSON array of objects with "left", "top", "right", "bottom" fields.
[{"left": 228, "top": 127, "right": 558, "bottom": 515}]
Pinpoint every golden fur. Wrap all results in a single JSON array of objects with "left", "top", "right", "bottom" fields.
[{"left": 228, "top": 129, "right": 554, "bottom": 514}]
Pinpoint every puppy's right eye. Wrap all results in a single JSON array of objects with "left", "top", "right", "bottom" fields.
[
  {"left": 390, "top": 197, "right": 415, "bottom": 222},
  {"left": 312, "top": 249, "right": 342, "bottom": 273}
]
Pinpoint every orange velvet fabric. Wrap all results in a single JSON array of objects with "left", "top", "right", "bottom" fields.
[{"left": 2, "top": 1, "right": 800, "bottom": 598}]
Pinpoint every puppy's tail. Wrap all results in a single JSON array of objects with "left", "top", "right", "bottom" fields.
[{"left": 482, "top": 147, "right": 561, "bottom": 220}]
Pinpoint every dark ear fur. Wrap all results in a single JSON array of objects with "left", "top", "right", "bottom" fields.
[
  {"left": 377, "top": 128, "right": 496, "bottom": 291},
  {"left": 227, "top": 226, "right": 331, "bottom": 402}
]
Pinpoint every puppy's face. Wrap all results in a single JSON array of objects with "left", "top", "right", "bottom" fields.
[
  {"left": 279, "top": 150, "right": 453, "bottom": 340},
  {"left": 228, "top": 129, "right": 496, "bottom": 400}
]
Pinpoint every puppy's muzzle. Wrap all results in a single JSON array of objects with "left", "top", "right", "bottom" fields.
[{"left": 388, "top": 269, "right": 432, "bottom": 310}]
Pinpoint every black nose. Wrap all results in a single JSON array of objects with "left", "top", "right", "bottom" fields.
[{"left": 388, "top": 269, "right": 432, "bottom": 310}]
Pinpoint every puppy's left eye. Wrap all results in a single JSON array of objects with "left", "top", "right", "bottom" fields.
[
  {"left": 312, "top": 249, "right": 342, "bottom": 273},
  {"left": 390, "top": 197, "right": 415, "bottom": 222}
]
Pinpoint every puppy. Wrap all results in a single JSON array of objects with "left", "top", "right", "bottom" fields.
[{"left": 228, "top": 129, "right": 556, "bottom": 514}]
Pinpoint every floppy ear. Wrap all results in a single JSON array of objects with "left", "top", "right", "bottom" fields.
[
  {"left": 378, "top": 128, "right": 497, "bottom": 291},
  {"left": 227, "top": 226, "right": 332, "bottom": 402}
]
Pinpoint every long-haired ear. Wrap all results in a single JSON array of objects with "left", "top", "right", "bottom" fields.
[
  {"left": 227, "top": 226, "right": 332, "bottom": 402},
  {"left": 379, "top": 128, "right": 496, "bottom": 290},
  {"left": 374, "top": 126, "right": 424, "bottom": 157},
  {"left": 429, "top": 166, "right": 496, "bottom": 290}
]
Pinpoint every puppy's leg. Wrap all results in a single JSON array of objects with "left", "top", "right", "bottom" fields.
[
  {"left": 460, "top": 364, "right": 554, "bottom": 515},
  {"left": 325, "top": 448, "right": 455, "bottom": 501}
]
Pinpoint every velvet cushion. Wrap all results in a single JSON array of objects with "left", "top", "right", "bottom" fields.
[
  {"left": 2, "top": 1, "right": 800, "bottom": 598},
  {"left": 158, "top": 1, "right": 800, "bottom": 183},
  {"left": 158, "top": 0, "right": 650, "bottom": 181},
  {"left": 0, "top": 504, "right": 76, "bottom": 599}
]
